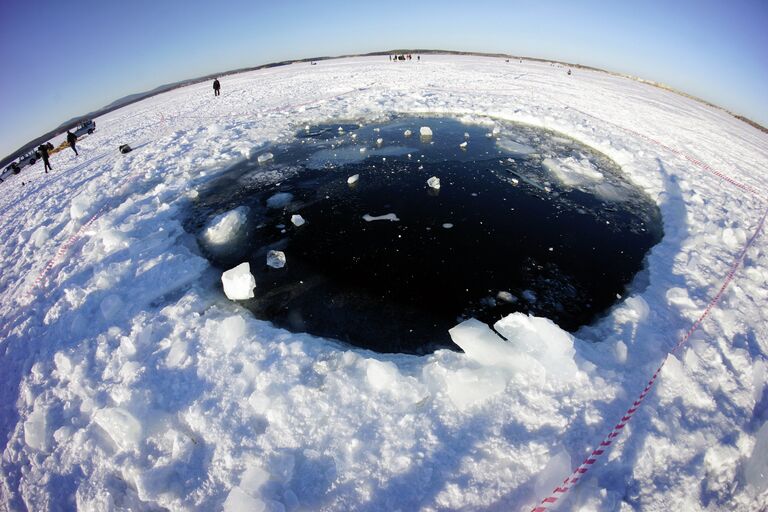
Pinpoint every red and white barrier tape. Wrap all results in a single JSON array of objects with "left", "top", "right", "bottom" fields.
[{"left": 530, "top": 206, "right": 767, "bottom": 511}]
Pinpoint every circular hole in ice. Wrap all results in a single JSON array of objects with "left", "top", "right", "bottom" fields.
[{"left": 186, "top": 116, "right": 663, "bottom": 354}]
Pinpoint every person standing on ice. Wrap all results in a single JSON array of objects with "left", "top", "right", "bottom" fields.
[
  {"left": 66, "top": 130, "right": 78, "bottom": 155},
  {"left": 37, "top": 143, "right": 52, "bottom": 173},
  {"left": 213, "top": 78, "right": 221, "bottom": 96}
]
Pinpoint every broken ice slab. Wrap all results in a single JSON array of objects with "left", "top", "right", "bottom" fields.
[
  {"left": 404, "top": 129, "right": 412, "bottom": 137},
  {"left": 257, "top": 152, "right": 274, "bottom": 164},
  {"left": 222, "top": 262, "right": 256, "bottom": 300},
  {"left": 266, "top": 250, "right": 286, "bottom": 269},
  {"left": 266, "top": 192, "right": 293, "bottom": 208}
]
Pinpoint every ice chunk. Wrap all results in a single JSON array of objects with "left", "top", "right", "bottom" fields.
[
  {"left": 203, "top": 206, "right": 250, "bottom": 246},
  {"left": 459, "top": 141, "right": 468, "bottom": 149},
  {"left": 445, "top": 367, "right": 507, "bottom": 410},
  {"left": 376, "top": 138, "right": 384, "bottom": 146},
  {"left": 419, "top": 126, "right": 433, "bottom": 138},
  {"left": 257, "top": 152, "right": 274, "bottom": 164},
  {"left": 347, "top": 174, "right": 359, "bottom": 185},
  {"left": 222, "top": 262, "right": 256, "bottom": 300},
  {"left": 93, "top": 407, "right": 143, "bottom": 452},
  {"left": 266, "top": 192, "right": 293, "bottom": 209},
  {"left": 290, "top": 214, "right": 306, "bottom": 227},
  {"left": 497, "top": 137, "right": 535, "bottom": 155},
  {"left": 427, "top": 176, "right": 441, "bottom": 190},
  {"left": 543, "top": 156, "right": 604, "bottom": 188},
  {"left": 496, "top": 291, "right": 517, "bottom": 303},
  {"left": 266, "top": 250, "right": 286, "bottom": 269},
  {"left": 464, "top": 132, "right": 470, "bottom": 139},
  {"left": 522, "top": 290, "right": 537, "bottom": 303},
  {"left": 70, "top": 194, "right": 91, "bottom": 220},
  {"left": 366, "top": 360, "right": 400, "bottom": 391},
  {"left": 449, "top": 319, "right": 529, "bottom": 371},
  {"left": 24, "top": 406, "right": 48, "bottom": 451},
  {"left": 746, "top": 420, "right": 768, "bottom": 492},
  {"left": 442, "top": 223, "right": 453, "bottom": 229},
  {"left": 220, "top": 315, "right": 247, "bottom": 352},
  {"left": 362, "top": 213, "right": 399, "bottom": 222},
  {"left": 223, "top": 487, "right": 266, "bottom": 512},
  {"left": 492, "top": 126, "right": 501, "bottom": 136},
  {"left": 404, "top": 129, "right": 412, "bottom": 138},
  {"left": 533, "top": 450, "right": 572, "bottom": 499}
]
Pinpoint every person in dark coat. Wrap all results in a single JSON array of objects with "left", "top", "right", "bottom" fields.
[
  {"left": 213, "top": 78, "right": 221, "bottom": 96},
  {"left": 38, "top": 144, "right": 52, "bottom": 173},
  {"left": 67, "top": 130, "right": 78, "bottom": 155}
]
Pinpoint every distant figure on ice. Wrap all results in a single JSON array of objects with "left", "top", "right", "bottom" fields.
[
  {"left": 567, "top": 69, "right": 572, "bottom": 76},
  {"left": 38, "top": 143, "right": 52, "bottom": 173},
  {"left": 213, "top": 78, "right": 221, "bottom": 96},
  {"left": 67, "top": 130, "right": 78, "bottom": 155}
]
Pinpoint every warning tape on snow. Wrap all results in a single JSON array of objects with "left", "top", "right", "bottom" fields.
[{"left": 531, "top": 206, "right": 767, "bottom": 511}]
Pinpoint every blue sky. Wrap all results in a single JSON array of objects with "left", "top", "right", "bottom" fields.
[{"left": 1, "top": 0, "right": 766, "bottom": 159}]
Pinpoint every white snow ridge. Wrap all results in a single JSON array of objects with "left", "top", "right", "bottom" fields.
[{"left": 0, "top": 55, "right": 767, "bottom": 512}]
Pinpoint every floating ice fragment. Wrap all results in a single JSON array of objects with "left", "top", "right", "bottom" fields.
[
  {"left": 459, "top": 141, "right": 468, "bottom": 149},
  {"left": 93, "top": 407, "right": 143, "bottom": 452},
  {"left": 464, "top": 132, "right": 470, "bottom": 139},
  {"left": 266, "top": 250, "right": 286, "bottom": 269},
  {"left": 497, "top": 291, "right": 517, "bottom": 303},
  {"left": 291, "top": 214, "right": 306, "bottom": 227},
  {"left": 337, "top": 126, "right": 344, "bottom": 132},
  {"left": 266, "top": 192, "right": 293, "bottom": 208},
  {"left": 376, "top": 138, "right": 384, "bottom": 145},
  {"left": 203, "top": 206, "right": 249, "bottom": 246},
  {"left": 419, "top": 126, "right": 433, "bottom": 138},
  {"left": 522, "top": 290, "right": 537, "bottom": 303},
  {"left": 442, "top": 223, "right": 453, "bottom": 229},
  {"left": 427, "top": 176, "right": 441, "bottom": 190},
  {"left": 359, "top": 147, "right": 366, "bottom": 153},
  {"left": 257, "top": 152, "right": 274, "bottom": 164},
  {"left": 404, "top": 129, "right": 412, "bottom": 137},
  {"left": 351, "top": 133, "right": 357, "bottom": 140},
  {"left": 222, "top": 262, "right": 256, "bottom": 300},
  {"left": 347, "top": 174, "right": 359, "bottom": 184},
  {"left": 492, "top": 126, "right": 501, "bottom": 136},
  {"left": 363, "top": 213, "right": 400, "bottom": 222}
]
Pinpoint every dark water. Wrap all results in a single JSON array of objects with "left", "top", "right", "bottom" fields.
[{"left": 186, "top": 117, "right": 662, "bottom": 354}]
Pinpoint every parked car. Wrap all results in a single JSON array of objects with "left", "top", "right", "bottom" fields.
[
  {"left": 0, "top": 149, "right": 40, "bottom": 182},
  {"left": 72, "top": 119, "right": 96, "bottom": 138}
]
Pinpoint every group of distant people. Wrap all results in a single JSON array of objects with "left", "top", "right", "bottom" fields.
[
  {"left": 390, "top": 54, "right": 418, "bottom": 61},
  {"left": 35, "top": 130, "right": 79, "bottom": 174}
]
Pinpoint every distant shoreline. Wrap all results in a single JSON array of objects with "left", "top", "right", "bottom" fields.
[{"left": 3, "top": 49, "right": 765, "bottom": 167}]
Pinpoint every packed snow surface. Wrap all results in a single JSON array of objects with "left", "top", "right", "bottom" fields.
[{"left": 0, "top": 55, "right": 767, "bottom": 511}]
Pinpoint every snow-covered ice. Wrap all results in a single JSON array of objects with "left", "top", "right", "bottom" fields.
[{"left": 0, "top": 55, "right": 767, "bottom": 511}]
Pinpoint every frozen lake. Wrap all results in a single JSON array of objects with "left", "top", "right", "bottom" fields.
[{"left": 188, "top": 116, "right": 663, "bottom": 353}]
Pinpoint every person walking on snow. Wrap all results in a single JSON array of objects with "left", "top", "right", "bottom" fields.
[
  {"left": 213, "top": 78, "right": 221, "bottom": 96},
  {"left": 67, "top": 130, "right": 78, "bottom": 155},
  {"left": 38, "top": 143, "right": 52, "bottom": 173}
]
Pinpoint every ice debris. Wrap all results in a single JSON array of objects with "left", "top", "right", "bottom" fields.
[
  {"left": 266, "top": 250, "right": 286, "bottom": 269},
  {"left": 347, "top": 174, "right": 360, "bottom": 184},
  {"left": 290, "top": 214, "right": 306, "bottom": 227},
  {"left": 427, "top": 176, "right": 441, "bottom": 190},
  {"left": 221, "top": 262, "right": 256, "bottom": 300},
  {"left": 404, "top": 129, "right": 412, "bottom": 137},
  {"left": 257, "top": 152, "right": 274, "bottom": 164},
  {"left": 266, "top": 192, "right": 293, "bottom": 209},
  {"left": 419, "top": 126, "right": 433, "bottom": 138},
  {"left": 363, "top": 213, "right": 400, "bottom": 222},
  {"left": 203, "top": 206, "right": 249, "bottom": 246}
]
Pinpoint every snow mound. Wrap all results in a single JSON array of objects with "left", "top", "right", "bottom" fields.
[{"left": 221, "top": 262, "right": 256, "bottom": 300}]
